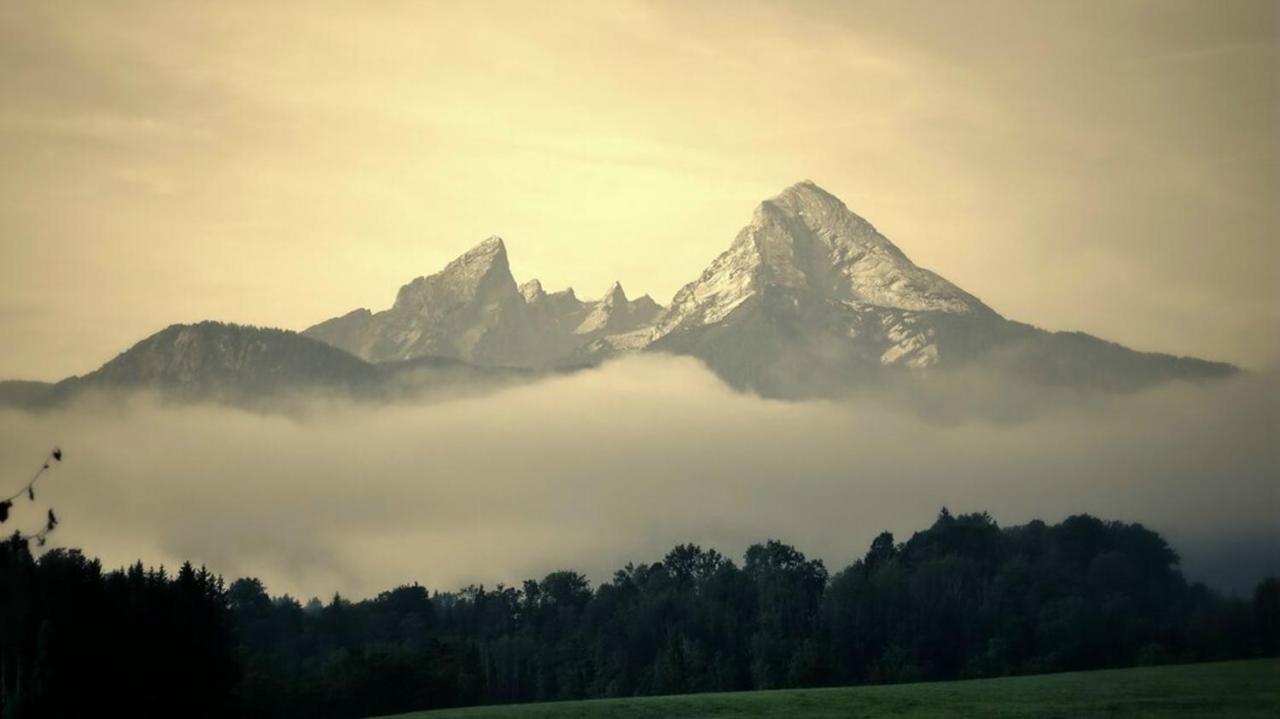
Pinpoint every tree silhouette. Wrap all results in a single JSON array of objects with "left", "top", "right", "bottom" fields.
[
  {"left": 0, "top": 447, "right": 62, "bottom": 546},
  {"left": 2, "top": 496, "right": 1276, "bottom": 718}
]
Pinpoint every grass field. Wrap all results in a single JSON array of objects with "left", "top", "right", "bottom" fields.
[{"left": 376, "top": 658, "right": 1279, "bottom": 718}]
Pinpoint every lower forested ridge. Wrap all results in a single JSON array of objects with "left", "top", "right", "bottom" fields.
[{"left": 2, "top": 510, "right": 1276, "bottom": 718}]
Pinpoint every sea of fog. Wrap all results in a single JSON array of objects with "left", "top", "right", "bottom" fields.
[{"left": 0, "top": 354, "right": 1275, "bottom": 599}]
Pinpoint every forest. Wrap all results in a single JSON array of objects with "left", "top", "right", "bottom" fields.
[{"left": 1, "top": 510, "right": 1277, "bottom": 718}]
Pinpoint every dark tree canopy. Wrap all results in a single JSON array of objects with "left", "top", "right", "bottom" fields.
[{"left": 0, "top": 511, "right": 1274, "bottom": 719}]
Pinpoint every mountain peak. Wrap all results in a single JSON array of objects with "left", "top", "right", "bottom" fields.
[
  {"left": 776, "top": 179, "right": 838, "bottom": 202},
  {"left": 82, "top": 321, "right": 376, "bottom": 398},
  {"left": 604, "top": 281, "right": 628, "bottom": 305},
  {"left": 654, "top": 182, "right": 994, "bottom": 337},
  {"left": 573, "top": 280, "right": 658, "bottom": 337},
  {"left": 765, "top": 181, "right": 993, "bottom": 316},
  {"left": 766, "top": 180, "right": 875, "bottom": 234},
  {"left": 474, "top": 235, "right": 505, "bottom": 252},
  {"left": 392, "top": 236, "right": 516, "bottom": 314},
  {"left": 453, "top": 235, "right": 508, "bottom": 270}
]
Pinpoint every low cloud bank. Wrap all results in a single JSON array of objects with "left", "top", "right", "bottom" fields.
[{"left": 0, "top": 355, "right": 1274, "bottom": 599}]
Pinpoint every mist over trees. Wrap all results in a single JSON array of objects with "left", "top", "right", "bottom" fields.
[{"left": 1, "top": 510, "right": 1275, "bottom": 718}]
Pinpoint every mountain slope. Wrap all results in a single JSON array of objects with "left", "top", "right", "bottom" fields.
[
  {"left": 0, "top": 322, "right": 537, "bottom": 409},
  {"left": 54, "top": 322, "right": 383, "bottom": 404}
]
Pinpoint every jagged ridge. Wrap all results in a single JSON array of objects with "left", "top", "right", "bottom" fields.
[{"left": 304, "top": 238, "right": 661, "bottom": 368}]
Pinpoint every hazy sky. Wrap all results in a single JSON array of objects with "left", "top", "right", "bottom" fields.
[{"left": 1, "top": 0, "right": 1276, "bottom": 380}]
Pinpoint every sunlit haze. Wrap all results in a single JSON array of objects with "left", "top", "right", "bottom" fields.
[{"left": 2, "top": 0, "right": 1276, "bottom": 380}]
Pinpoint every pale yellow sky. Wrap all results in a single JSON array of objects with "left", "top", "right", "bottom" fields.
[{"left": 2, "top": 0, "right": 1276, "bottom": 380}]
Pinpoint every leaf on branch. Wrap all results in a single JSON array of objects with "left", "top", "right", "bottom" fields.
[
  {"left": 0, "top": 500, "right": 10, "bottom": 523},
  {"left": 47, "top": 509, "right": 58, "bottom": 531},
  {"left": 28, "top": 486, "right": 34, "bottom": 501},
  {"left": 52, "top": 447, "right": 62, "bottom": 462}
]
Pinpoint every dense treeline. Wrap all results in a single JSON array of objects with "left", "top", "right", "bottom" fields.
[
  {"left": 2, "top": 511, "right": 1277, "bottom": 718},
  {"left": 0, "top": 539, "right": 236, "bottom": 717}
]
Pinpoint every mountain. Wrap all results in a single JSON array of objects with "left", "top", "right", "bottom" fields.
[
  {"left": 306, "top": 180, "right": 1232, "bottom": 399},
  {"left": 645, "top": 181, "right": 1236, "bottom": 396},
  {"left": 304, "top": 237, "right": 661, "bottom": 368},
  {"left": 0, "top": 322, "right": 532, "bottom": 409},
  {"left": 655, "top": 181, "right": 994, "bottom": 338},
  {"left": 1, "top": 181, "right": 1237, "bottom": 409}
]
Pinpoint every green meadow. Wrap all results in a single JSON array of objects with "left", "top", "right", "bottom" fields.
[{"left": 377, "top": 658, "right": 1279, "bottom": 719}]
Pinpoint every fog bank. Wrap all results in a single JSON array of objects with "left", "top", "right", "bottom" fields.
[{"left": 0, "top": 355, "right": 1274, "bottom": 599}]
